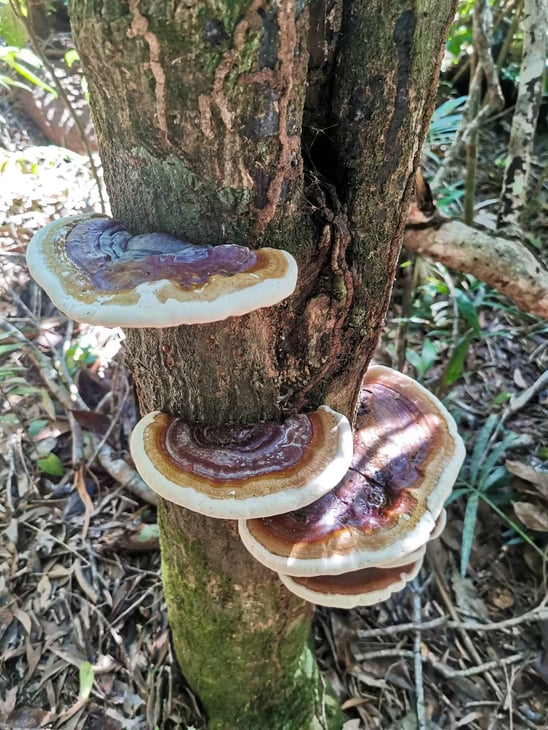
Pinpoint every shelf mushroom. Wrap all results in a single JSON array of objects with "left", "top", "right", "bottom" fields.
[
  {"left": 276, "top": 509, "right": 447, "bottom": 608},
  {"left": 238, "top": 365, "right": 465, "bottom": 577},
  {"left": 129, "top": 407, "right": 353, "bottom": 519},
  {"left": 26, "top": 214, "right": 298, "bottom": 327},
  {"left": 278, "top": 557, "right": 424, "bottom": 609}
]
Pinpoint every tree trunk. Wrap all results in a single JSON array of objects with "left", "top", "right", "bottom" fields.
[
  {"left": 496, "top": 0, "right": 547, "bottom": 236},
  {"left": 69, "top": 1, "right": 457, "bottom": 726}
]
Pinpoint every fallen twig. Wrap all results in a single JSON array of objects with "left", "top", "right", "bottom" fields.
[
  {"left": 450, "top": 604, "right": 548, "bottom": 632},
  {"left": 411, "top": 578, "right": 426, "bottom": 730},
  {"left": 356, "top": 603, "right": 548, "bottom": 641},
  {"left": 357, "top": 616, "right": 448, "bottom": 639},
  {"left": 431, "top": 562, "right": 503, "bottom": 699},
  {"left": 429, "top": 651, "right": 531, "bottom": 680}
]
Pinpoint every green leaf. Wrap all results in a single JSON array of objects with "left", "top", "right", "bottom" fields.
[
  {"left": 445, "top": 487, "right": 469, "bottom": 506},
  {"left": 37, "top": 453, "right": 64, "bottom": 477},
  {"left": 5, "top": 58, "right": 56, "bottom": 94},
  {"left": 481, "top": 465, "right": 510, "bottom": 492},
  {"left": 0, "top": 4, "right": 27, "bottom": 48},
  {"left": 421, "top": 337, "right": 438, "bottom": 370},
  {"left": 470, "top": 414, "right": 498, "bottom": 484},
  {"left": 79, "top": 661, "right": 94, "bottom": 701},
  {"left": 5, "top": 384, "right": 42, "bottom": 396},
  {"left": 460, "top": 492, "right": 479, "bottom": 577},
  {"left": 40, "top": 388, "right": 57, "bottom": 420},
  {"left": 64, "top": 49, "right": 79, "bottom": 68},
  {"left": 0, "top": 365, "right": 24, "bottom": 378},
  {"left": 28, "top": 418, "right": 49, "bottom": 437},
  {"left": 479, "top": 432, "right": 521, "bottom": 488},
  {"left": 443, "top": 334, "right": 472, "bottom": 387},
  {"left": 491, "top": 391, "right": 511, "bottom": 405},
  {"left": 136, "top": 523, "right": 160, "bottom": 542},
  {"left": 454, "top": 290, "right": 480, "bottom": 333},
  {"left": 0, "top": 73, "right": 29, "bottom": 90},
  {"left": 0, "top": 343, "right": 20, "bottom": 356},
  {"left": 9, "top": 47, "right": 43, "bottom": 68},
  {"left": 405, "top": 348, "right": 422, "bottom": 372},
  {"left": 0, "top": 413, "right": 18, "bottom": 426},
  {"left": 479, "top": 492, "right": 547, "bottom": 561}
]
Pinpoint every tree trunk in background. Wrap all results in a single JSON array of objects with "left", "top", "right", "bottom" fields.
[
  {"left": 496, "top": 0, "right": 547, "bottom": 236},
  {"left": 69, "top": 1, "right": 457, "bottom": 726}
]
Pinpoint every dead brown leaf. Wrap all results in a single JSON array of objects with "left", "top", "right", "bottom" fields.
[
  {"left": 490, "top": 587, "right": 514, "bottom": 610},
  {"left": 75, "top": 464, "right": 93, "bottom": 539},
  {"left": 11, "top": 606, "right": 31, "bottom": 635},
  {"left": 74, "top": 561, "right": 99, "bottom": 604},
  {"left": 5, "top": 706, "right": 55, "bottom": 729},
  {"left": 25, "top": 640, "right": 43, "bottom": 682},
  {"left": 0, "top": 686, "right": 17, "bottom": 717},
  {"left": 70, "top": 409, "right": 111, "bottom": 438},
  {"left": 451, "top": 571, "right": 489, "bottom": 620},
  {"left": 512, "top": 501, "right": 548, "bottom": 531},
  {"left": 506, "top": 459, "right": 548, "bottom": 500}
]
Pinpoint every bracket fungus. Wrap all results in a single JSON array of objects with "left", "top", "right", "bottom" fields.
[
  {"left": 26, "top": 214, "right": 298, "bottom": 327},
  {"left": 129, "top": 407, "right": 353, "bottom": 519},
  {"left": 276, "top": 509, "right": 447, "bottom": 608},
  {"left": 278, "top": 557, "right": 424, "bottom": 609},
  {"left": 238, "top": 365, "right": 465, "bottom": 577}
]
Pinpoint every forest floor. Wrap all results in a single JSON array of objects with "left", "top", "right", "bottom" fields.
[{"left": 0, "top": 80, "right": 547, "bottom": 730}]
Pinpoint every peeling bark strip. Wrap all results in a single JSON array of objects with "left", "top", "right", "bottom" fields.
[
  {"left": 127, "top": 0, "right": 170, "bottom": 150},
  {"left": 404, "top": 220, "right": 548, "bottom": 319},
  {"left": 497, "top": 0, "right": 547, "bottom": 234},
  {"left": 198, "top": 0, "right": 264, "bottom": 188},
  {"left": 252, "top": 0, "right": 301, "bottom": 234},
  {"left": 69, "top": 1, "right": 458, "bottom": 726}
]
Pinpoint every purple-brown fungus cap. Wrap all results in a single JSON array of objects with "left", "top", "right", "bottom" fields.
[
  {"left": 129, "top": 407, "right": 353, "bottom": 519},
  {"left": 276, "top": 509, "right": 446, "bottom": 608},
  {"left": 239, "top": 365, "right": 464, "bottom": 575},
  {"left": 26, "top": 214, "right": 298, "bottom": 327},
  {"left": 278, "top": 557, "right": 423, "bottom": 609}
]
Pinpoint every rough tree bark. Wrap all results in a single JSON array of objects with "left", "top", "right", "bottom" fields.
[{"left": 69, "top": 1, "right": 457, "bottom": 727}]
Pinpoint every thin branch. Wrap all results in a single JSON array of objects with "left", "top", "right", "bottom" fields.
[
  {"left": 411, "top": 579, "right": 426, "bottom": 730},
  {"left": 356, "top": 603, "right": 548, "bottom": 639},
  {"left": 497, "top": 0, "right": 547, "bottom": 235},
  {"left": 432, "top": 0, "right": 504, "bottom": 190},
  {"left": 452, "top": 604, "right": 548, "bottom": 632},
  {"left": 357, "top": 616, "right": 448, "bottom": 639},
  {"left": 430, "top": 652, "right": 530, "bottom": 680},
  {"left": 404, "top": 220, "right": 548, "bottom": 318},
  {"left": 431, "top": 565, "right": 502, "bottom": 699},
  {"left": 353, "top": 647, "right": 532, "bottom": 681},
  {"left": 496, "top": 0, "right": 524, "bottom": 71}
]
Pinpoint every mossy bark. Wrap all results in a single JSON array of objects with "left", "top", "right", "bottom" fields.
[{"left": 69, "top": 1, "right": 457, "bottom": 727}]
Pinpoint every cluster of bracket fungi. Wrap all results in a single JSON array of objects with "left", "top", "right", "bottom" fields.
[{"left": 27, "top": 214, "right": 465, "bottom": 608}]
